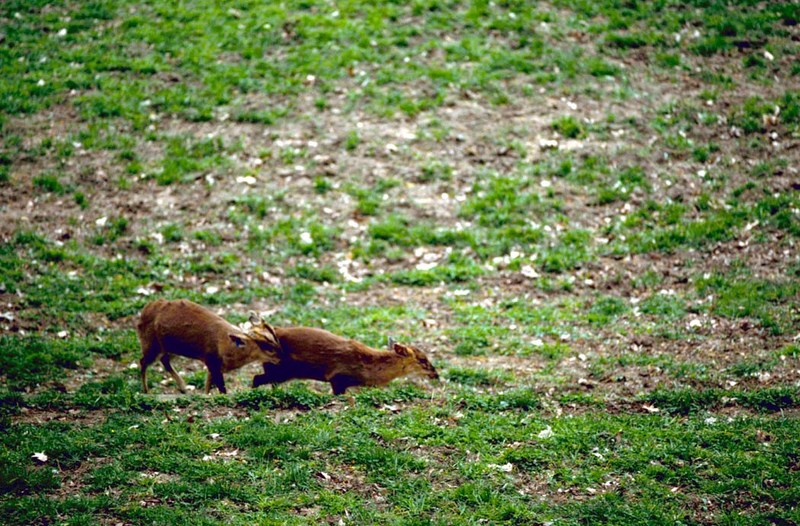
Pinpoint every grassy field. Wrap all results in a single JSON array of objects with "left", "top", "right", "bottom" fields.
[{"left": 1, "top": 0, "right": 800, "bottom": 524}]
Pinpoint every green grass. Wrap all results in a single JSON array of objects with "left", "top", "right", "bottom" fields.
[
  {"left": 697, "top": 272, "right": 799, "bottom": 334},
  {"left": 32, "top": 172, "right": 64, "bottom": 194},
  {"left": 2, "top": 384, "right": 799, "bottom": 524},
  {"left": 0, "top": 333, "right": 135, "bottom": 390},
  {"left": 2, "top": 0, "right": 800, "bottom": 523},
  {"left": 552, "top": 115, "right": 585, "bottom": 139}
]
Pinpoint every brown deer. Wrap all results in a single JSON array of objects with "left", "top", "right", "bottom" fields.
[
  {"left": 250, "top": 321, "right": 439, "bottom": 395},
  {"left": 137, "top": 299, "right": 282, "bottom": 394}
]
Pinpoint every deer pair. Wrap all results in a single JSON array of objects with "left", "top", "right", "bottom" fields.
[{"left": 137, "top": 299, "right": 439, "bottom": 395}]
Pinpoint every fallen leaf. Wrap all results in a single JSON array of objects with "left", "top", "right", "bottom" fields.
[
  {"left": 537, "top": 426, "right": 554, "bottom": 439},
  {"left": 235, "top": 176, "right": 257, "bottom": 185},
  {"left": 539, "top": 138, "right": 559, "bottom": 150}
]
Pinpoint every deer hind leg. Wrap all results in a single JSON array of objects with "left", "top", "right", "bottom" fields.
[
  {"left": 160, "top": 354, "right": 187, "bottom": 393},
  {"left": 139, "top": 342, "right": 161, "bottom": 395}
]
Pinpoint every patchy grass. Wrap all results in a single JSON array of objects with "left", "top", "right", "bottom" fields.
[{"left": 1, "top": 0, "right": 799, "bottom": 524}]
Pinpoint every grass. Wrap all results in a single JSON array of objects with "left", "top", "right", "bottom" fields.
[
  {"left": 552, "top": 116, "right": 585, "bottom": 139},
  {"left": 32, "top": 172, "right": 64, "bottom": 194},
  {"left": 1, "top": 0, "right": 799, "bottom": 523},
  {"left": 2, "top": 385, "right": 799, "bottom": 524},
  {"left": 696, "top": 272, "right": 799, "bottom": 334}
]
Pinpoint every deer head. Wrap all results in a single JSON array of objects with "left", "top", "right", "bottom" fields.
[
  {"left": 247, "top": 311, "right": 282, "bottom": 355},
  {"left": 391, "top": 341, "right": 439, "bottom": 380}
]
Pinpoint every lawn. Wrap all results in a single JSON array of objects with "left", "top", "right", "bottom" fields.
[{"left": 1, "top": 0, "right": 799, "bottom": 524}]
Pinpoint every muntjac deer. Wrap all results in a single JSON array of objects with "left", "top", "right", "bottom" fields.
[
  {"left": 250, "top": 321, "right": 439, "bottom": 395},
  {"left": 137, "top": 299, "right": 282, "bottom": 394}
]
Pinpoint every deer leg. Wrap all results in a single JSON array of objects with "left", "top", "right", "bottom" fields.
[
  {"left": 253, "top": 363, "right": 289, "bottom": 388},
  {"left": 211, "top": 370, "right": 226, "bottom": 394},
  {"left": 252, "top": 363, "right": 270, "bottom": 388},
  {"left": 330, "top": 375, "right": 358, "bottom": 396},
  {"left": 205, "top": 356, "right": 226, "bottom": 394},
  {"left": 139, "top": 349, "right": 160, "bottom": 394},
  {"left": 252, "top": 371, "right": 268, "bottom": 388},
  {"left": 253, "top": 368, "right": 280, "bottom": 388},
  {"left": 160, "top": 354, "right": 187, "bottom": 393}
]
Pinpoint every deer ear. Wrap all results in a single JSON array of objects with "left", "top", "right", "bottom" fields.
[
  {"left": 229, "top": 334, "right": 246, "bottom": 348},
  {"left": 387, "top": 336, "right": 397, "bottom": 351},
  {"left": 394, "top": 343, "right": 413, "bottom": 357},
  {"left": 248, "top": 311, "right": 260, "bottom": 326}
]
